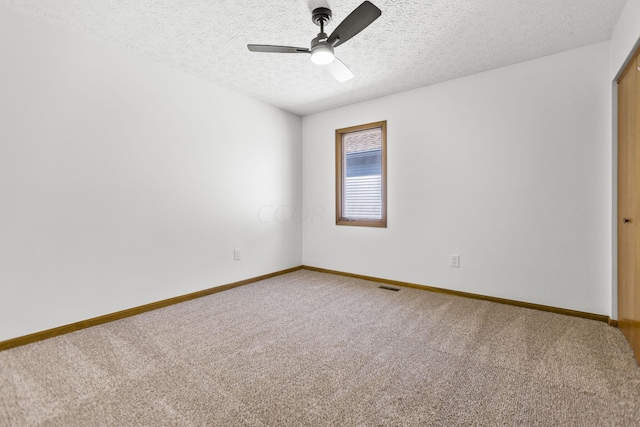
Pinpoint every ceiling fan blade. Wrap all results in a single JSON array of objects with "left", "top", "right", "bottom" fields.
[
  {"left": 247, "top": 44, "right": 309, "bottom": 54},
  {"left": 327, "top": 57, "right": 354, "bottom": 83},
  {"left": 326, "top": 1, "right": 381, "bottom": 47}
]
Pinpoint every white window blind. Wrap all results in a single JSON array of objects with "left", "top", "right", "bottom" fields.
[{"left": 342, "top": 127, "right": 382, "bottom": 220}]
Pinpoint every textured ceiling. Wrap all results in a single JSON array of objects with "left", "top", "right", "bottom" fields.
[{"left": 1, "top": 0, "right": 627, "bottom": 116}]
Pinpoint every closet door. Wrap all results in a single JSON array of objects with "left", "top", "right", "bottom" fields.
[{"left": 618, "top": 51, "right": 640, "bottom": 364}]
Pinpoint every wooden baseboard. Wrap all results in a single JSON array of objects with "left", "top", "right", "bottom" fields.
[
  {"left": 302, "top": 265, "right": 615, "bottom": 325},
  {"left": 2, "top": 264, "right": 616, "bottom": 352},
  {"left": 0, "top": 266, "right": 303, "bottom": 352}
]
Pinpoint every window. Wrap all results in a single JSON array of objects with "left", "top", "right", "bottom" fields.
[{"left": 336, "top": 121, "right": 387, "bottom": 227}]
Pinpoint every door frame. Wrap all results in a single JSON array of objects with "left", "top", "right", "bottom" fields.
[{"left": 613, "top": 41, "right": 640, "bottom": 323}]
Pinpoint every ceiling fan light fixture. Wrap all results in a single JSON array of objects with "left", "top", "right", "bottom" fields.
[{"left": 310, "top": 44, "right": 335, "bottom": 65}]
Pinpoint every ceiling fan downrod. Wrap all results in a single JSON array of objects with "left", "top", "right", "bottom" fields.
[{"left": 312, "top": 7, "right": 332, "bottom": 34}]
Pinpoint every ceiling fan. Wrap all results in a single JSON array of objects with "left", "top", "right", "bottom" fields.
[{"left": 247, "top": 1, "right": 382, "bottom": 83}]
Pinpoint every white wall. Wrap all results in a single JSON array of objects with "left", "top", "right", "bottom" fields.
[
  {"left": 303, "top": 42, "right": 611, "bottom": 315},
  {"left": 0, "top": 6, "right": 302, "bottom": 342}
]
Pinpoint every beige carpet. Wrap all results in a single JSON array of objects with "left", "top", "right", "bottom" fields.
[{"left": 1, "top": 270, "right": 639, "bottom": 426}]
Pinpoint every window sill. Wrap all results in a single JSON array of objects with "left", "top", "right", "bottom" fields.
[{"left": 336, "top": 219, "right": 387, "bottom": 228}]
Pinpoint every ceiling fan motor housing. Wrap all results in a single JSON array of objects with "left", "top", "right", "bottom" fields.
[{"left": 311, "top": 33, "right": 330, "bottom": 49}]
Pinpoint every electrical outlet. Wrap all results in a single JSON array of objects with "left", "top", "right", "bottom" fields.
[
  {"left": 450, "top": 254, "right": 460, "bottom": 268},
  {"left": 233, "top": 249, "right": 241, "bottom": 261}
]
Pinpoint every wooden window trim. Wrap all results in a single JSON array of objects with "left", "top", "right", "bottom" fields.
[{"left": 335, "top": 120, "right": 387, "bottom": 227}]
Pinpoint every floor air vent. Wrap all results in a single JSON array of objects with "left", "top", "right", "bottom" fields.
[{"left": 379, "top": 285, "right": 400, "bottom": 292}]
